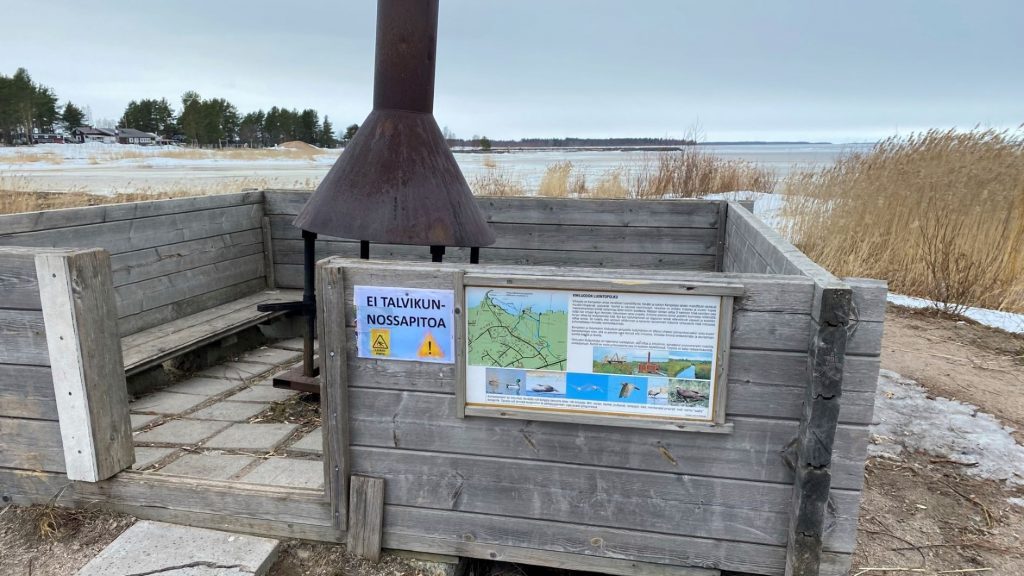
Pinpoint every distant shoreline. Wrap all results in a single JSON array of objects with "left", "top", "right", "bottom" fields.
[{"left": 453, "top": 141, "right": 835, "bottom": 154}]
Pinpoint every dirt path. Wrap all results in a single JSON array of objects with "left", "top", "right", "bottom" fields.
[
  {"left": 881, "top": 307, "right": 1024, "bottom": 441},
  {"left": 851, "top": 307, "right": 1024, "bottom": 575}
]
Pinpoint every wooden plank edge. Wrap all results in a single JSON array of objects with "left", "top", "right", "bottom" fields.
[
  {"left": 383, "top": 533, "right": 721, "bottom": 576},
  {"left": 464, "top": 406, "right": 735, "bottom": 434}
]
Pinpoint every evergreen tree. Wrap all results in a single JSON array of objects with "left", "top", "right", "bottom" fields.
[
  {"left": 120, "top": 98, "right": 175, "bottom": 136},
  {"left": 239, "top": 110, "right": 266, "bottom": 147},
  {"left": 178, "top": 91, "right": 203, "bottom": 145},
  {"left": 342, "top": 123, "right": 359, "bottom": 144},
  {"left": 297, "top": 109, "right": 320, "bottom": 144},
  {"left": 318, "top": 115, "right": 337, "bottom": 148},
  {"left": 0, "top": 68, "right": 59, "bottom": 143},
  {"left": 61, "top": 102, "right": 86, "bottom": 130}
]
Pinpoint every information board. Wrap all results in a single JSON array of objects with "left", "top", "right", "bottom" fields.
[
  {"left": 355, "top": 286, "right": 455, "bottom": 364},
  {"left": 464, "top": 284, "right": 729, "bottom": 424}
]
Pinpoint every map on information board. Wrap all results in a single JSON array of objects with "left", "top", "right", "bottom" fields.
[
  {"left": 466, "top": 288, "right": 568, "bottom": 371},
  {"left": 464, "top": 285, "right": 725, "bottom": 423}
]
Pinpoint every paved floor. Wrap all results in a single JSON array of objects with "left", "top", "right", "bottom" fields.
[
  {"left": 129, "top": 337, "right": 325, "bottom": 490},
  {"left": 77, "top": 520, "right": 280, "bottom": 576}
]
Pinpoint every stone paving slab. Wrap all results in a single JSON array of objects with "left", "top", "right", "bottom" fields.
[
  {"left": 164, "top": 377, "right": 241, "bottom": 396},
  {"left": 198, "top": 361, "right": 270, "bottom": 381},
  {"left": 134, "top": 419, "right": 230, "bottom": 445},
  {"left": 130, "top": 391, "right": 208, "bottom": 415},
  {"left": 240, "top": 457, "right": 324, "bottom": 490},
  {"left": 158, "top": 453, "right": 256, "bottom": 481},
  {"left": 130, "top": 413, "right": 161, "bottom": 430},
  {"left": 189, "top": 401, "right": 270, "bottom": 422},
  {"left": 270, "top": 337, "right": 305, "bottom": 351},
  {"left": 228, "top": 386, "right": 298, "bottom": 403},
  {"left": 238, "top": 347, "right": 302, "bottom": 366},
  {"left": 76, "top": 520, "right": 279, "bottom": 576},
  {"left": 288, "top": 428, "right": 322, "bottom": 454},
  {"left": 132, "top": 447, "right": 178, "bottom": 470},
  {"left": 203, "top": 423, "right": 298, "bottom": 451}
]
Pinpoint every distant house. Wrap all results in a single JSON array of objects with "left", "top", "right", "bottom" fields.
[
  {"left": 116, "top": 128, "right": 158, "bottom": 145},
  {"left": 72, "top": 126, "right": 117, "bottom": 144},
  {"left": 33, "top": 133, "right": 65, "bottom": 144}
]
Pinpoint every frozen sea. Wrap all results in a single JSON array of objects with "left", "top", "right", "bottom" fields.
[
  {"left": 0, "top": 142, "right": 871, "bottom": 195},
  {"left": 456, "top": 143, "right": 871, "bottom": 187}
]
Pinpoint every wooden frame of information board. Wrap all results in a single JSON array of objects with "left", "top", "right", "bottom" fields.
[{"left": 456, "top": 274, "right": 742, "bottom": 433}]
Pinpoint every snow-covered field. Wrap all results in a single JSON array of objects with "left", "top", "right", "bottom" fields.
[{"left": 0, "top": 143, "right": 342, "bottom": 193}]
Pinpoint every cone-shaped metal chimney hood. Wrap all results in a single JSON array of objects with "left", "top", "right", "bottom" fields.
[{"left": 294, "top": 0, "right": 496, "bottom": 248}]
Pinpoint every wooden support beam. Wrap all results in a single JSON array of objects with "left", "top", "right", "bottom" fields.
[
  {"left": 36, "top": 249, "right": 133, "bottom": 482},
  {"left": 785, "top": 285, "right": 851, "bottom": 576},
  {"left": 261, "top": 216, "right": 276, "bottom": 289},
  {"left": 714, "top": 200, "right": 728, "bottom": 272},
  {"left": 319, "top": 261, "right": 350, "bottom": 530},
  {"left": 347, "top": 475, "right": 385, "bottom": 562}
]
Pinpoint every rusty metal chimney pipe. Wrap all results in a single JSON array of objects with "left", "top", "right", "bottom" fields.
[
  {"left": 373, "top": 0, "right": 437, "bottom": 113},
  {"left": 293, "top": 0, "right": 496, "bottom": 248}
]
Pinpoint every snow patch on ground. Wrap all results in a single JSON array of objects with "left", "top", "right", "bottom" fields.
[
  {"left": 1009, "top": 497, "right": 1024, "bottom": 508},
  {"left": 886, "top": 294, "right": 1024, "bottom": 335},
  {"left": 870, "top": 369, "right": 1024, "bottom": 487}
]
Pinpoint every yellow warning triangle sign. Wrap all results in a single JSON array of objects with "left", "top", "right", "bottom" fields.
[
  {"left": 370, "top": 328, "right": 390, "bottom": 356},
  {"left": 417, "top": 331, "right": 444, "bottom": 359}
]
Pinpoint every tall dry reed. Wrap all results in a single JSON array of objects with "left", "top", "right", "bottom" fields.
[
  {"left": 470, "top": 166, "right": 527, "bottom": 197},
  {"left": 472, "top": 148, "right": 776, "bottom": 199},
  {"left": 783, "top": 128, "right": 1024, "bottom": 313}
]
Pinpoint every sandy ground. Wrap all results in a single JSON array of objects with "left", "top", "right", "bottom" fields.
[
  {"left": 851, "top": 307, "right": 1024, "bottom": 575},
  {"left": 2, "top": 306, "right": 1022, "bottom": 576},
  {"left": 880, "top": 308, "right": 1024, "bottom": 443}
]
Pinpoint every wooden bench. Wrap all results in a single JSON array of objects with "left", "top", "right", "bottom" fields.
[
  {"left": 0, "top": 191, "right": 295, "bottom": 377},
  {"left": 120, "top": 289, "right": 299, "bottom": 375}
]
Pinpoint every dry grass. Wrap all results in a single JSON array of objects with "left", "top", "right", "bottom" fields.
[
  {"left": 0, "top": 151, "right": 65, "bottom": 164},
  {"left": 474, "top": 148, "right": 777, "bottom": 199},
  {"left": 0, "top": 173, "right": 315, "bottom": 215},
  {"left": 471, "top": 165, "right": 528, "bottom": 197},
  {"left": 783, "top": 128, "right": 1024, "bottom": 313},
  {"left": 0, "top": 143, "right": 329, "bottom": 165}
]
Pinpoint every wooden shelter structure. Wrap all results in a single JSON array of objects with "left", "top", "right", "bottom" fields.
[{"left": 0, "top": 190, "right": 885, "bottom": 576}]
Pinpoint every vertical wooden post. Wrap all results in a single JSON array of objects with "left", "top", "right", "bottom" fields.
[
  {"left": 785, "top": 285, "right": 851, "bottom": 576},
  {"left": 261, "top": 216, "right": 276, "bottom": 289},
  {"left": 318, "top": 261, "right": 350, "bottom": 531},
  {"left": 347, "top": 475, "right": 385, "bottom": 562},
  {"left": 714, "top": 201, "right": 728, "bottom": 272},
  {"left": 453, "top": 270, "right": 467, "bottom": 418},
  {"left": 35, "top": 249, "right": 133, "bottom": 482}
]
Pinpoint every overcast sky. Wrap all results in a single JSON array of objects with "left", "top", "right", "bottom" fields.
[{"left": 3, "top": 0, "right": 1021, "bottom": 142}]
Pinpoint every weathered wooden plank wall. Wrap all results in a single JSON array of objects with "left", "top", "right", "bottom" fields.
[
  {"left": 0, "top": 249, "right": 65, "bottom": 474},
  {"left": 0, "top": 192, "right": 268, "bottom": 336},
  {"left": 264, "top": 191, "right": 724, "bottom": 287},
  {"left": 321, "top": 259, "right": 863, "bottom": 576}
]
